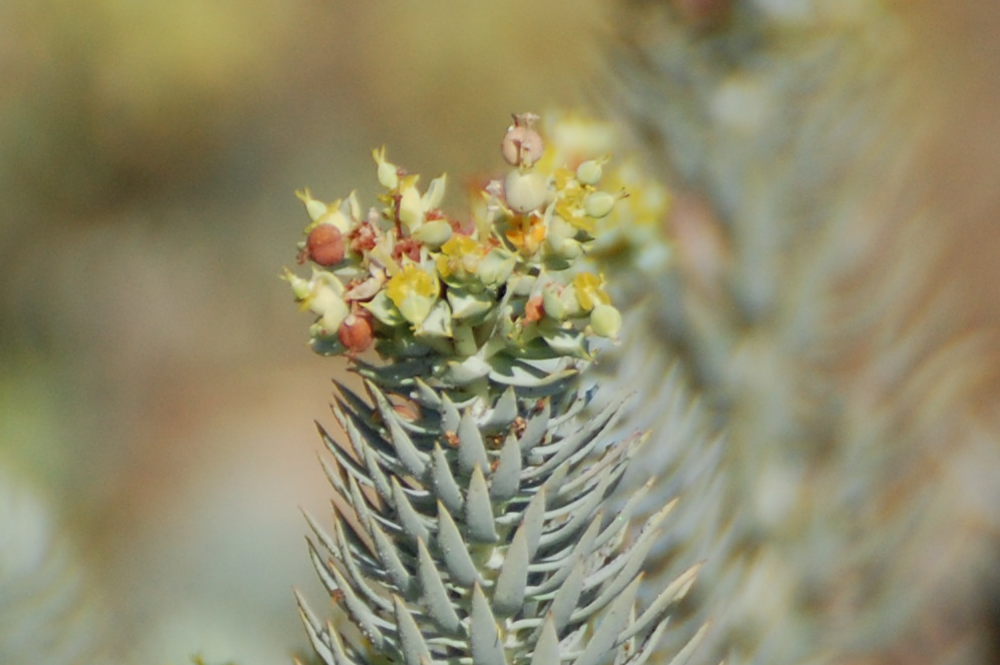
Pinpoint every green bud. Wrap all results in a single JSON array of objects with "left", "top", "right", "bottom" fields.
[
  {"left": 503, "top": 170, "right": 550, "bottom": 213},
  {"left": 583, "top": 191, "right": 616, "bottom": 219},
  {"left": 590, "top": 303, "right": 622, "bottom": 338},
  {"left": 575, "top": 160, "right": 603, "bottom": 185}
]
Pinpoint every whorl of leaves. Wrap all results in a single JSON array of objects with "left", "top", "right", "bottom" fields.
[{"left": 296, "top": 364, "right": 701, "bottom": 665}]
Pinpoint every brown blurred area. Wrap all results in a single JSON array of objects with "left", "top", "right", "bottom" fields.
[{"left": 1, "top": 2, "right": 998, "bottom": 665}]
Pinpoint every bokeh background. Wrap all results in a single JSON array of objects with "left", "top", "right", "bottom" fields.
[{"left": 1, "top": 2, "right": 998, "bottom": 665}]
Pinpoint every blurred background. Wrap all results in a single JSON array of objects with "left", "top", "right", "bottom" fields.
[{"left": 0, "top": 2, "right": 998, "bottom": 665}]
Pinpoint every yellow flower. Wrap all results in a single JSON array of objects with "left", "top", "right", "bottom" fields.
[
  {"left": 553, "top": 168, "right": 596, "bottom": 235},
  {"left": 505, "top": 214, "right": 547, "bottom": 255},
  {"left": 573, "top": 272, "right": 611, "bottom": 312},
  {"left": 437, "top": 234, "right": 487, "bottom": 279},
  {"left": 387, "top": 264, "right": 439, "bottom": 325}
]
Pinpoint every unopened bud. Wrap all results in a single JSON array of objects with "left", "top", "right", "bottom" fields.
[
  {"left": 501, "top": 113, "right": 544, "bottom": 167},
  {"left": 575, "top": 160, "right": 603, "bottom": 186},
  {"left": 504, "top": 171, "right": 550, "bottom": 213},
  {"left": 584, "top": 191, "right": 616, "bottom": 219},
  {"left": 590, "top": 303, "right": 622, "bottom": 338}
]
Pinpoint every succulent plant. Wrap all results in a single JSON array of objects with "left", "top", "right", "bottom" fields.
[{"left": 287, "top": 115, "right": 701, "bottom": 665}]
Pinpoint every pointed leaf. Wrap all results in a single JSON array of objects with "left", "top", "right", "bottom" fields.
[
  {"left": 328, "top": 562, "right": 392, "bottom": 650},
  {"left": 394, "top": 595, "right": 432, "bottom": 665},
  {"left": 519, "top": 399, "right": 550, "bottom": 452},
  {"left": 573, "top": 574, "right": 642, "bottom": 665},
  {"left": 392, "top": 477, "right": 431, "bottom": 544},
  {"left": 437, "top": 501, "right": 479, "bottom": 587},
  {"left": 457, "top": 409, "right": 489, "bottom": 475},
  {"left": 530, "top": 614, "right": 560, "bottom": 665},
  {"left": 471, "top": 583, "right": 508, "bottom": 665},
  {"left": 370, "top": 518, "right": 413, "bottom": 597},
  {"left": 492, "top": 523, "right": 529, "bottom": 616},
  {"left": 617, "top": 563, "right": 702, "bottom": 647},
  {"left": 416, "top": 538, "right": 462, "bottom": 634},
  {"left": 465, "top": 465, "right": 498, "bottom": 543},
  {"left": 549, "top": 558, "right": 584, "bottom": 634},
  {"left": 431, "top": 443, "right": 464, "bottom": 514},
  {"left": 522, "top": 487, "right": 546, "bottom": 559},
  {"left": 440, "top": 394, "right": 461, "bottom": 434},
  {"left": 490, "top": 433, "right": 521, "bottom": 501},
  {"left": 482, "top": 387, "right": 518, "bottom": 432},
  {"left": 370, "top": 383, "right": 428, "bottom": 479}
]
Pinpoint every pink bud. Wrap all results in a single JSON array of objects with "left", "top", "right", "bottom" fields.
[{"left": 501, "top": 113, "right": 544, "bottom": 167}]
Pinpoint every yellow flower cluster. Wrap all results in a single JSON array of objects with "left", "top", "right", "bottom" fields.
[{"left": 286, "top": 113, "right": 644, "bottom": 373}]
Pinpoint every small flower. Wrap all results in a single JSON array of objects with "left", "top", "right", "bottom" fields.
[
  {"left": 437, "top": 234, "right": 488, "bottom": 280},
  {"left": 505, "top": 214, "right": 547, "bottom": 255},
  {"left": 573, "top": 272, "right": 610, "bottom": 312},
  {"left": 285, "top": 268, "right": 350, "bottom": 333},
  {"left": 386, "top": 264, "right": 439, "bottom": 325}
]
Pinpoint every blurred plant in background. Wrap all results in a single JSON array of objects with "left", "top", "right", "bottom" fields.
[{"left": 607, "top": 2, "right": 1000, "bottom": 664}]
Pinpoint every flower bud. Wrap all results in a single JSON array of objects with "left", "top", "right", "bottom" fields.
[
  {"left": 575, "top": 160, "right": 603, "bottom": 186},
  {"left": 583, "top": 191, "right": 616, "bottom": 219},
  {"left": 504, "top": 171, "right": 550, "bottom": 214},
  {"left": 590, "top": 303, "right": 622, "bottom": 338},
  {"left": 501, "top": 113, "right": 544, "bottom": 167}
]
